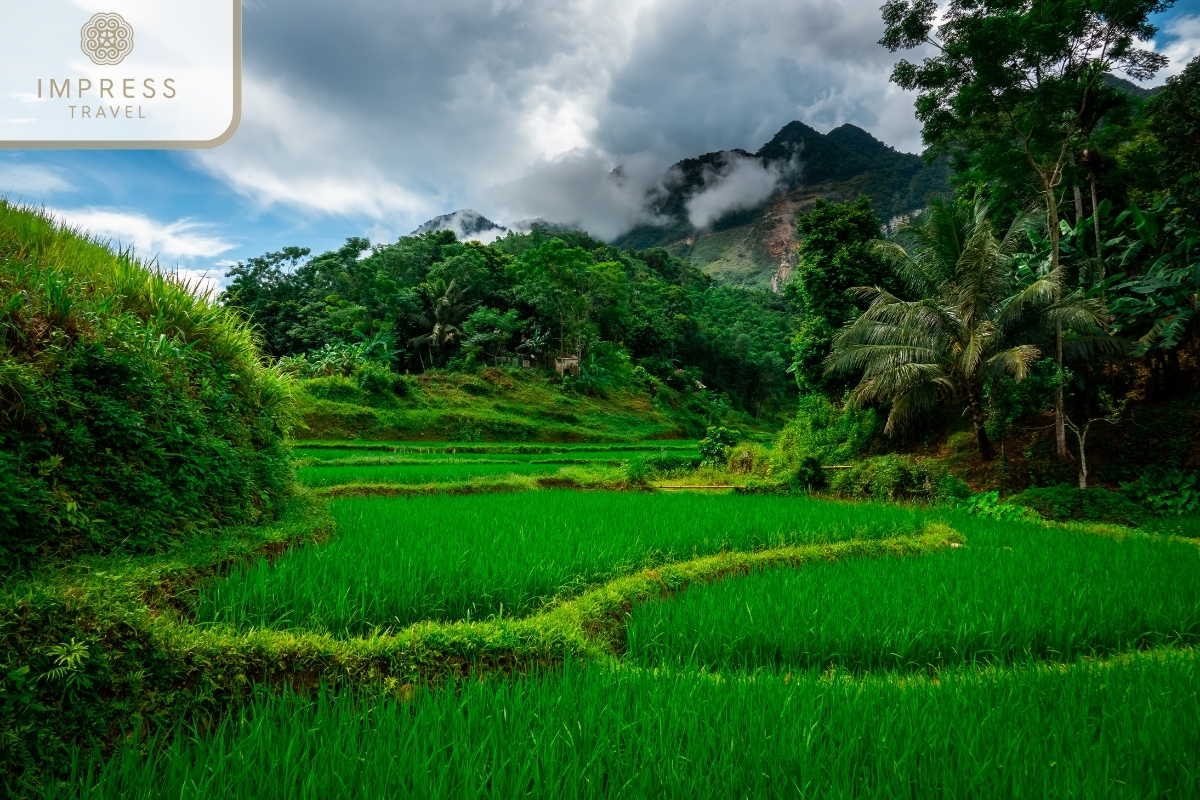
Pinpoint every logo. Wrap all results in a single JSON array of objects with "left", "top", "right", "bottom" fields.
[{"left": 80, "top": 13, "right": 134, "bottom": 66}]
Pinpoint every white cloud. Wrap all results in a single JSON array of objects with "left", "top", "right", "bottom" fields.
[
  {"left": 489, "top": 150, "right": 669, "bottom": 240},
  {"left": 1155, "top": 15, "right": 1200, "bottom": 80},
  {"left": 683, "top": 151, "right": 793, "bottom": 229},
  {"left": 0, "top": 164, "right": 75, "bottom": 195},
  {"left": 181, "top": 0, "right": 923, "bottom": 240},
  {"left": 49, "top": 207, "right": 235, "bottom": 263}
]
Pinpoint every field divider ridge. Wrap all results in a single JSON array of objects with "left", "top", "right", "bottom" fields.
[{"left": 139, "top": 522, "right": 963, "bottom": 696}]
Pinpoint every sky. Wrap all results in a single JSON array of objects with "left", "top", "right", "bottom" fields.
[{"left": 2, "top": 0, "right": 1198, "bottom": 294}]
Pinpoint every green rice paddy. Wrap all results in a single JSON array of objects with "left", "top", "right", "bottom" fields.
[
  {"left": 54, "top": 651, "right": 1200, "bottom": 799},
  {"left": 296, "top": 461, "right": 569, "bottom": 487},
  {"left": 65, "top": 443, "right": 1200, "bottom": 797},
  {"left": 628, "top": 516, "right": 1200, "bottom": 672},
  {"left": 197, "top": 492, "right": 929, "bottom": 633}
]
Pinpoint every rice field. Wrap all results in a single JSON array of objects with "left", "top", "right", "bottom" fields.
[
  {"left": 627, "top": 515, "right": 1200, "bottom": 672},
  {"left": 197, "top": 492, "right": 929, "bottom": 633},
  {"left": 296, "top": 461, "right": 570, "bottom": 487},
  {"left": 290, "top": 441, "right": 701, "bottom": 458},
  {"left": 54, "top": 651, "right": 1200, "bottom": 799},
  {"left": 72, "top": 468, "right": 1200, "bottom": 797}
]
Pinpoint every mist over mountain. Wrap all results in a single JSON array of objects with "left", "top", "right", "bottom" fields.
[
  {"left": 411, "top": 209, "right": 508, "bottom": 243},
  {"left": 413, "top": 120, "right": 947, "bottom": 288},
  {"left": 614, "top": 121, "right": 948, "bottom": 289}
]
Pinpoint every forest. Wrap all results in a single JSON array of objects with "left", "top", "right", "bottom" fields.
[{"left": 220, "top": 229, "right": 794, "bottom": 419}]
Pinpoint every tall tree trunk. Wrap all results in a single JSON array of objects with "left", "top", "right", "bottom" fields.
[
  {"left": 1046, "top": 187, "right": 1068, "bottom": 457},
  {"left": 1068, "top": 152, "right": 1085, "bottom": 224},
  {"left": 1078, "top": 436, "right": 1089, "bottom": 489},
  {"left": 969, "top": 390, "right": 995, "bottom": 461},
  {"left": 1055, "top": 323, "right": 1067, "bottom": 457},
  {"left": 1089, "top": 172, "right": 1103, "bottom": 276}
]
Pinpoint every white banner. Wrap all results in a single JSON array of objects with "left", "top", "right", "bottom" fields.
[{"left": 0, "top": 1, "right": 240, "bottom": 148}]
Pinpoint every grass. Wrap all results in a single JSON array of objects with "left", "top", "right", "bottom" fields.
[
  {"left": 52, "top": 648, "right": 1200, "bottom": 800},
  {"left": 627, "top": 514, "right": 1200, "bottom": 673},
  {"left": 295, "top": 369, "right": 698, "bottom": 442},
  {"left": 296, "top": 462, "right": 571, "bottom": 487},
  {"left": 290, "top": 441, "right": 702, "bottom": 454},
  {"left": 195, "top": 492, "right": 931, "bottom": 634}
]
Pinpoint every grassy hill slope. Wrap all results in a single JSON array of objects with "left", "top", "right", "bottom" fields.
[
  {"left": 0, "top": 202, "right": 292, "bottom": 568},
  {"left": 294, "top": 367, "right": 723, "bottom": 442}
]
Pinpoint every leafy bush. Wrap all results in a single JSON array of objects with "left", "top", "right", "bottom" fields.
[
  {"left": 1010, "top": 486, "right": 1147, "bottom": 527},
  {"left": 957, "top": 491, "right": 1041, "bottom": 522},
  {"left": 643, "top": 453, "right": 703, "bottom": 475},
  {"left": 774, "top": 395, "right": 877, "bottom": 468},
  {"left": 699, "top": 426, "right": 740, "bottom": 463},
  {"left": 1122, "top": 469, "right": 1200, "bottom": 517},
  {"left": 0, "top": 202, "right": 293, "bottom": 568},
  {"left": 624, "top": 455, "right": 648, "bottom": 484},
  {"left": 829, "top": 455, "right": 954, "bottom": 503},
  {"left": 793, "top": 455, "right": 827, "bottom": 492},
  {"left": 276, "top": 333, "right": 399, "bottom": 379}
]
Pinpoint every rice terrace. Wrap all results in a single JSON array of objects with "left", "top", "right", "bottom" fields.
[{"left": 4, "top": 0, "right": 1200, "bottom": 797}]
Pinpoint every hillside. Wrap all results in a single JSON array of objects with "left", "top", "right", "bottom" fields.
[
  {"left": 614, "top": 121, "right": 949, "bottom": 289},
  {"left": 293, "top": 366, "right": 780, "bottom": 442},
  {"left": 0, "top": 202, "right": 292, "bottom": 568}
]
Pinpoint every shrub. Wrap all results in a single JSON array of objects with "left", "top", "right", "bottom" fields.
[
  {"left": 957, "top": 491, "right": 1041, "bottom": 522},
  {"left": 774, "top": 395, "right": 877, "bottom": 469},
  {"left": 624, "top": 455, "right": 648, "bottom": 484},
  {"left": 1010, "top": 486, "right": 1147, "bottom": 527},
  {"left": 829, "top": 455, "right": 951, "bottom": 503},
  {"left": 0, "top": 202, "right": 293, "bottom": 568},
  {"left": 699, "top": 426, "right": 740, "bottom": 463},
  {"left": 793, "top": 455, "right": 827, "bottom": 492},
  {"left": 303, "top": 375, "right": 362, "bottom": 403},
  {"left": 1122, "top": 469, "right": 1200, "bottom": 517},
  {"left": 353, "top": 361, "right": 405, "bottom": 396}
]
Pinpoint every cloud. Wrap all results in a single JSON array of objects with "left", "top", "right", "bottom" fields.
[
  {"left": 49, "top": 207, "right": 235, "bottom": 263},
  {"left": 0, "top": 164, "right": 75, "bottom": 195},
  {"left": 1153, "top": 14, "right": 1200, "bottom": 80},
  {"left": 182, "top": 0, "right": 926, "bottom": 240},
  {"left": 682, "top": 151, "right": 795, "bottom": 229},
  {"left": 489, "top": 150, "right": 669, "bottom": 240}
]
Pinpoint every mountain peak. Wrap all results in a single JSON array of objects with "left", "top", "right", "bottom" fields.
[{"left": 411, "top": 209, "right": 507, "bottom": 242}]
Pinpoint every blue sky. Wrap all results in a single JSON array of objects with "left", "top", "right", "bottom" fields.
[{"left": 2, "top": 0, "right": 1197, "bottom": 295}]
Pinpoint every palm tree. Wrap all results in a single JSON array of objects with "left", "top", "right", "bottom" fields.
[
  {"left": 409, "top": 279, "right": 473, "bottom": 368},
  {"left": 825, "top": 196, "right": 1107, "bottom": 460}
]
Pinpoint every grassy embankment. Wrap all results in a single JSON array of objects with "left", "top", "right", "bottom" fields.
[
  {"left": 295, "top": 368, "right": 705, "bottom": 442},
  {"left": 287, "top": 440, "right": 704, "bottom": 496}
]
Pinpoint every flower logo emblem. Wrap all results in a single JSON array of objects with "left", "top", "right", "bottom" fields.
[{"left": 80, "top": 13, "right": 134, "bottom": 66}]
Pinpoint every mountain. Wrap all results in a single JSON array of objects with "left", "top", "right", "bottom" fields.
[
  {"left": 614, "top": 121, "right": 948, "bottom": 290},
  {"left": 411, "top": 209, "right": 507, "bottom": 242},
  {"left": 411, "top": 122, "right": 948, "bottom": 289}
]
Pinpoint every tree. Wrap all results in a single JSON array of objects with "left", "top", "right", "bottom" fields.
[
  {"left": 461, "top": 307, "right": 523, "bottom": 366},
  {"left": 826, "top": 196, "right": 1105, "bottom": 459},
  {"left": 506, "top": 239, "right": 629, "bottom": 357},
  {"left": 880, "top": 0, "right": 1169, "bottom": 457},
  {"left": 784, "top": 197, "right": 895, "bottom": 393},
  {"left": 409, "top": 279, "right": 473, "bottom": 368},
  {"left": 1148, "top": 55, "right": 1200, "bottom": 216},
  {"left": 220, "top": 246, "right": 311, "bottom": 355}
]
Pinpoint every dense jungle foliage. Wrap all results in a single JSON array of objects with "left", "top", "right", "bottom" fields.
[
  {"left": 775, "top": 27, "right": 1200, "bottom": 497},
  {"left": 220, "top": 229, "right": 795, "bottom": 419},
  {"left": 0, "top": 202, "right": 293, "bottom": 569}
]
